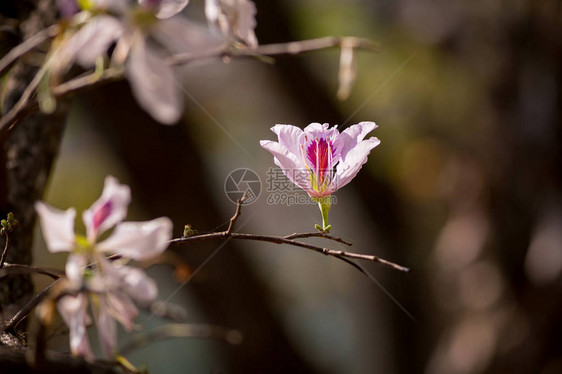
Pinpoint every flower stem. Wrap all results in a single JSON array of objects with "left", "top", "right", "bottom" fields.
[{"left": 313, "top": 196, "right": 332, "bottom": 233}]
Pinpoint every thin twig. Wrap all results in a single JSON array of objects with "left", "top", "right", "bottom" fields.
[
  {"left": 172, "top": 232, "right": 409, "bottom": 273},
  {"left": 51, "top": 66, "right": 123, "bottom": 96},
  {"left": 226, "top": 193, "right": 246, "bottom": 234},
  {"left": 166, "top": 36, "right": 381, "bottom": 66},
  {"left": 0, "top": 263, "right": 62, "bottom": 280},
  {"left": 0, "top": 60, "right": 51, "bottom": 136},
  {"left": 0, "top": 24, "right": 60, "bottom": 76},
  {"left": 3, "top": 278, "right": 61, "bottom": 334},
  {"left": 119, "top": 324, "right": 243, "bottom": 356},
  {"left": 170, "top": 199, "right": 410, "bottom": 273},
  {"left": 0, "top": 232, "right": 9, "bottom": 268},
  {"left": 0, "top": 66, "right": 123, "bottom": 140},
  {"left": 283, "top": 232, "right": 352, "bottom": 246}
]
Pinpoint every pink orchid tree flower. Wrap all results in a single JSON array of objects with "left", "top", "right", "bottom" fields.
[
  {"left": 260, "top": 122, "right": 380, "bottom": 232},
  {"left": 35, "top": 176, "right": 173, "bottom": 361}
]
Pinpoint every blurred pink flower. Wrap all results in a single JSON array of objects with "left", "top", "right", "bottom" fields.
[
  {"left": 260, "top": 122, "right": 380, "bottom": 231},
  {"left": 56, "top": 0, "right": 79, "bottom": 19},
  {"left": 35, "top": 176, "right": 172, "bottom": 360}
]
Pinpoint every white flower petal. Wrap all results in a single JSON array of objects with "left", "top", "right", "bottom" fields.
[
  {"left": 96, "top": 217, "right": 173, "bottom": 260},
  {"left": 61, "top": 15, "right": 124, "bottom": 68},
  {"left": 155, "top": 0, "right": 190, "bottom": 19},
  {"left": 205, "top": 0, "right": 257, "bottom": 48},
  {"left": 205, "top": 0, "right": 220, "bottom": 24},
  {"left": 115, "top": 265, "right": 158, "bottom": 303},
  {"left": 234, "top": 0, "right": 258, "bottom": 48},
  {"left": 83, "top": 176, "right": 131, "bottom": 241},
  {"left": 65, "top": 253, "right": 87, "bottom": 287},
  {"left": 126, "top": 38, "right": 182, "bottom": 124},
  {"left": 96, "top": 303, "right": 117, "bottom": 357},
  {"left": 35, "top": 202, "right": 76, "bottom": 253},
  {"left": 58, "top": 294, "right": 94, "bottom": 362},
  {"left": 103, "top": 292, "right": 138, "bottom": 330},
  {"left": 151, "top": 17, "right": 226, "bottom": 54}
]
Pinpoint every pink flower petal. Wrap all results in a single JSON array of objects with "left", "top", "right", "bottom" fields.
[
  {"left": 34, "top": 202, "right": 76, "bottom": 253},
  {"left": 270, "top": 124, "right": 303, "bottom": 159},
  {"left": 260, "top": 140, "right": 309, "bottom": 191},
  {"left": 83, "top": 176, "right": 131, "bottom": 242},
  {"left": 335, "top": 137, "right": 380, "bottom": 189},
  {"left": 339, "top": 121, "right": 377, "bottom": 157},
  {"left": 96, "top": 217, "right": 173, "bottom": 260},
  {"left": 302, "top": 122, "right": 330, "bottom": 140}
]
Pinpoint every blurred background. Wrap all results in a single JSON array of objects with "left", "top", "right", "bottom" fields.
[{"left": 28, "top": 0, "right": 562, "bottom": 373}]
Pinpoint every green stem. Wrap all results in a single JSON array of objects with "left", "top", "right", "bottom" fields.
[{"left": 313, "top": 196, "right": 332, "bottom": 232}]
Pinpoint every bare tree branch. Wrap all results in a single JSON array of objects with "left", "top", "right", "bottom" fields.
[
  {"left": 0, "top": 233, "right": 10, "bottom": 268},
  {"left": 0, "top": 24, "right": 60, "bottom": 76},
  {"left": 0, "top": 60, "right": 50, "bottom": 138},
  {"left": 0, "top": 263, "right": 62, "bottom": 280},
  {"left": 171, "top": 197, "right": 410, "bottom": 273},
  {"left": 3, "top": 278, "right": 61, "bottom": 334},
  {"left": 283, "top": 232, "right": 352, "bottom": 246},
  {"left": 0, "top": 67, "right": 123, "bottom": 141},
  {"left": 166, "top": 36, "right": 381, "bottom": 66},
  {"left": 0, "top": 36, "right": 379, "bottom": 139}
]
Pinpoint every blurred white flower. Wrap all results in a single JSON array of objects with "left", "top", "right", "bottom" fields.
[
  {"left": 205, "top": 0, "right": 258, "bottom": 48},
  {"left": 54, "top": 1, "right": 225, "bottom": 124},
  {"left": 35, "top": 176, "right": 173, "bottom": 360},
  {"left": 139, "top": 0, "right": 190, "bottom": 19}
]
